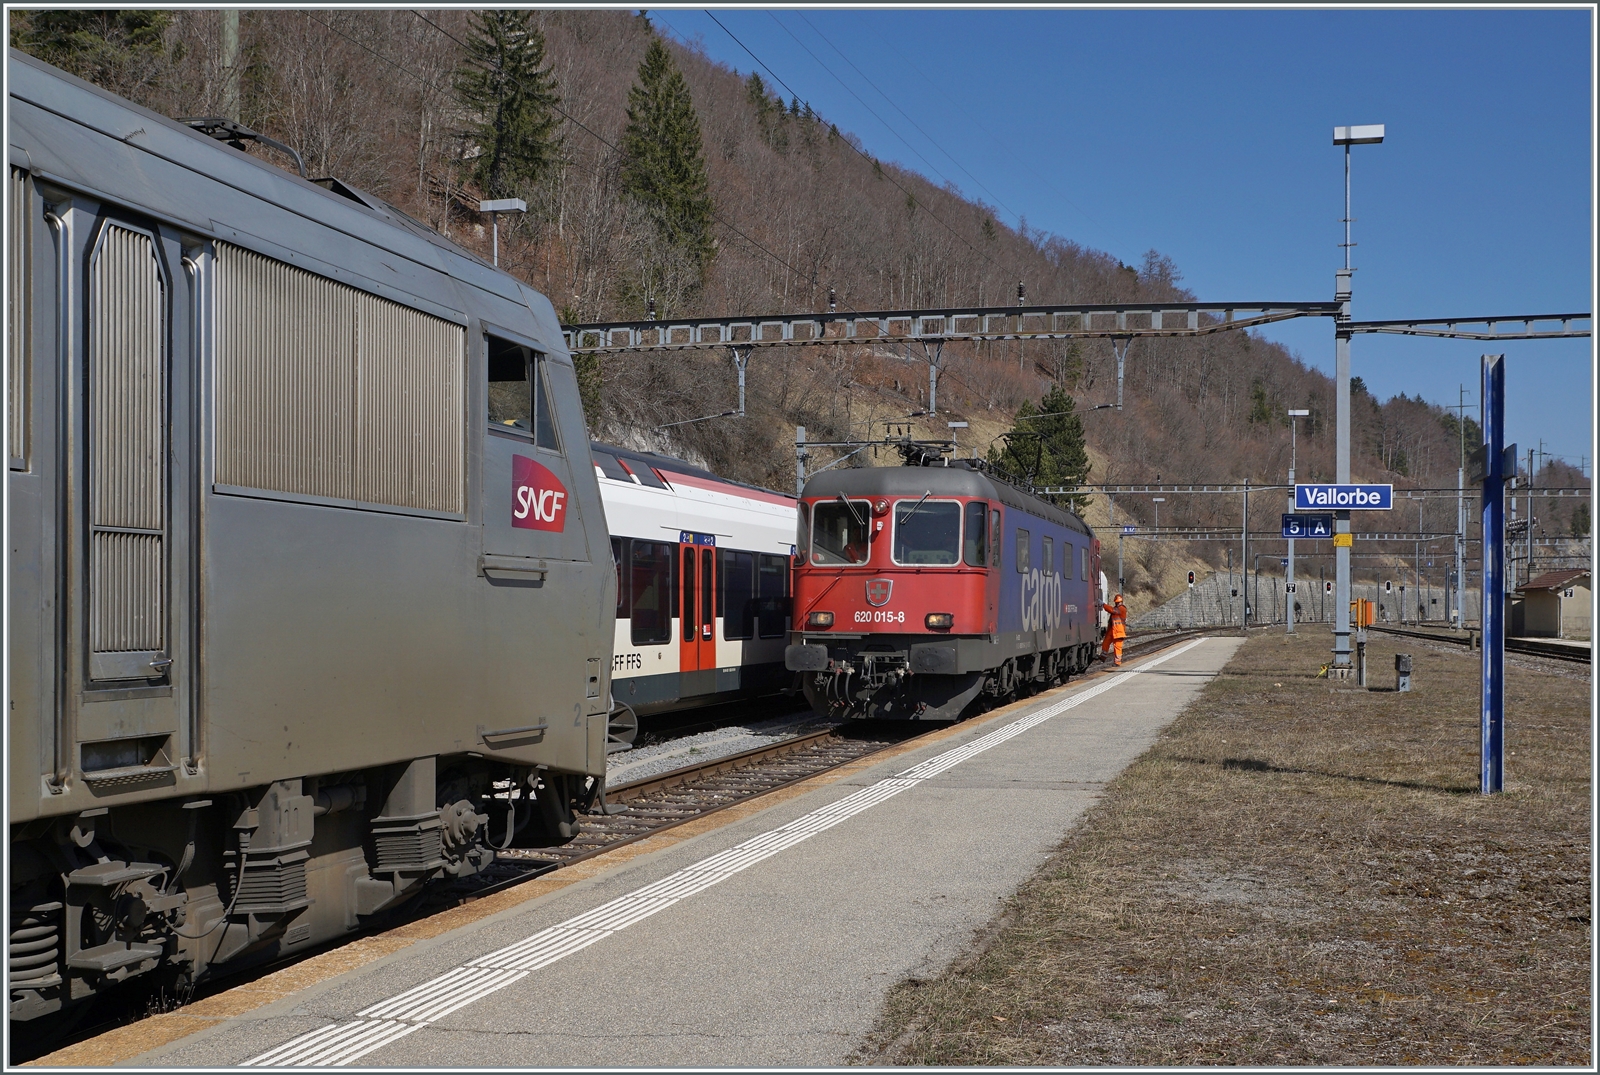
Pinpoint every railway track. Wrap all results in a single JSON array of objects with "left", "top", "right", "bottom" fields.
[{"left": 1367, "top": 624, "right": 1591, "bottom": 664}]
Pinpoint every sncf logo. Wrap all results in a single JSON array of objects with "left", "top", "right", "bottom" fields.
[{"left": 512, "top": 455, "right": 568, "bottom": 531}]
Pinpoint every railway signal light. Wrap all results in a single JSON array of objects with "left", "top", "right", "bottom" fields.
[
  {"left": 1384, "top": 580, "right": 1393, "bottom": 593},
  {"left": 1187, "top": 571, "right": 1195, "bottom": 586},
  {"left": 1325, "top": 580, "right": 1334, "bottom": 594}
]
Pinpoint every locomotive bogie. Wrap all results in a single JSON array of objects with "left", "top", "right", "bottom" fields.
[{"left": 7, "top": 53, "right": 613, "bottom": 1022}]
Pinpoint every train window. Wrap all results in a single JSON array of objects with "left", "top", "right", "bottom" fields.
[
  {"left": 892, "top": 499, "right": 960, "bottom": 566},
  {"left": 681, "top": 547, "right": 696, "bottom": 628},
  {"left": 719, "top": 550, "right": 756, "bottom": 639},
  {"left": 489, "top": 337, "right": 560, "bottom": 452},
  {"left": 593, "top": 450, "right": 631, "bottom": 482},
  {"left": 613, "top": 537, "right": 629, "bottom": 619},
  {"left": 796, "top": 502, "right": 811, "bottom": 560},
  {"left": 1083, "top": 547, "right": 1090, "bottom": 581},
  {"left": 963, "top": 502, "right": 987, "bottom": 566},
  {"left": 1041, "top": 537, "right": 1054, "bottom": 575},
  {"left": 1015, "top": 529, "right": 1031, "bottom": 574},
  {"left": 811, "top": 499, "right": 871, "bottom": 565},
  {"left": 487, "top": 336, "right": 533, "bottom": 432},
  {"left": 533, "top": 361, "right": 560, "bottom": 451},
  {"left": 629, "top": 541, "right": 674, "bottom": 645},
  {"left": 621, "top": 459, "right": 668, "bottom": 489},
  {"left": 1062, "top": 539, "right": 1072, "bottom": 579},
  {"left": 757, "top": 553, "right": 789, "bottom": 637},
  {"left": 700, "top": 547, "right": 714, "bottom": 633},
  {"left": 991, "top": 510, "right": 1002, "bottom": 569}
]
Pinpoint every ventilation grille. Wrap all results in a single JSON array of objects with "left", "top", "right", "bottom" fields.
[
  {"left": 215, "top": 243, "right": 465, "bottom": 514},
  {"left": 232, "top": 850, "right": 311, "bottom": 915},
  {"left": 89, "top": 225, "right": 165, "bottom": 658},
  {"left": 8, "top": 168, "right": 28, "bottom": 465},
  {"left": 373, "top": 822, "right": 444, "bottom": 872}
]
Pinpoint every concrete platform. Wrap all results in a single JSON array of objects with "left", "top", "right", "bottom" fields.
[{"left": 126, "top": 636, "right": 1241, "bottom": 1069}]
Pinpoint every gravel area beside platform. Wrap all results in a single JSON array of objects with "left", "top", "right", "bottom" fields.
[{"left": 606, "top": 711, "right": 841, "bottom": 785}]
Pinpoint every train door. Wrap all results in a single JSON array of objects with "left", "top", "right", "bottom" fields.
[
  {"left": 67, "top": 211, "right": 194, "bottom": 777},
  {"left": 677, "top": 533, "right": 716, "bottom": 695}
]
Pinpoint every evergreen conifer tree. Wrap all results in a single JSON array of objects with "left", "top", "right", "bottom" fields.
[
  {"left": 454, "top": 11, "right": 561, "bottom": 199},
  {"left": 620, "top": 38, "right": 715, "bottom": 276},
  {"left": 987, "top": 385, "right": 1091, "bottom": 509},
  {"left": 11, "top": 10, "right": 174, "bottom": 101}
]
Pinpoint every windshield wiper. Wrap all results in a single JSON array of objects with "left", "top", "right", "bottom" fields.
[
  {"left": 837, "top": 492, "right": 867, "bottom": 530},
  {"left": 899, "top": 490, "right": 931, "bottom": 522}
]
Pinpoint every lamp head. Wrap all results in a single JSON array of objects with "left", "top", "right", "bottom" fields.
[{"left": 1333, "top": 124, "right": 1385, "bottom": 145}]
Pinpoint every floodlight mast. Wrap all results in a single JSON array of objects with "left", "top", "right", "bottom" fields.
[
  {"left": 1330, "top": 123, "right": 1384, "bottom": 677},
  {"left": 477, "top": 198, "right": 527, "bottom": 266}
]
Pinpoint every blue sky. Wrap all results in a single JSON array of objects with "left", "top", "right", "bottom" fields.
[{"left": 653, "top": 7, "right": 1595, "bottom": 472}]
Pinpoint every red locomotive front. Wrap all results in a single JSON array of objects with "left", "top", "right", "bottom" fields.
[
  {"left": 786, "top": 462, "right": 1101, "bottom": 721},
  {"left": 794, "top": 493, "right": 994, "bottom": 639}
]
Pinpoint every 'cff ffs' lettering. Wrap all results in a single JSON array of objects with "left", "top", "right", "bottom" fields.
[{"left": 511, "top": 455, "right": 568, "bottom": 532}]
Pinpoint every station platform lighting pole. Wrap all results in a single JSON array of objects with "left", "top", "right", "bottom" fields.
[
  {"left": 1331, "top": 123, "right": 1385, "bottom": 677},
  {"left": 478, "top": 198, "right": 527, "bottom": 266}
]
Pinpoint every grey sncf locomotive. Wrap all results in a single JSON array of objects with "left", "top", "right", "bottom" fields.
[
  {"left": 786, "top": 461, "right": 1103, "bottom": 720},
  {"left": 6, "top": 53, "right": 614, "bottom": 1023}
]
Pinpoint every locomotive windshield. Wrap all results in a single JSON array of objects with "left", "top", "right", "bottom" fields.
[
  {"left": 811, "top": 499, "right": 870, "bottom": 564},
  {"left": 892, "top": 499, "right": 961, "bottom": 565}
]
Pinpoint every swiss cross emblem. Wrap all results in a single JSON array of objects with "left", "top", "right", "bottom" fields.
[{"left": 865, "top": 579, "right": 893, "bottom": 607}]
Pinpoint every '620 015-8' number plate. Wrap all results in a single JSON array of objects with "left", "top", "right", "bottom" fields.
[{"left": 854, "top": 610, "right": 906, "bottom": 623}]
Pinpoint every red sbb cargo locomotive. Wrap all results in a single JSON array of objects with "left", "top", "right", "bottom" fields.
[{"left": 787, "top": 459, "right": 1106, "bottom": 720}]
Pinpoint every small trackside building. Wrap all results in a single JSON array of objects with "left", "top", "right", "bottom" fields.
[{"left": 1514, "top": 569, "right": 1591, "bottom": 640}]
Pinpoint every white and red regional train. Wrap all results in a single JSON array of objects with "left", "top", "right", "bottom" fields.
[{"left": 591, "top": 443, "right": 797, "bottom": 722}]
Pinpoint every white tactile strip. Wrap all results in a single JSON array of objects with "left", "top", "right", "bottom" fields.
[{"left": 243, "top": 640, "right": 1206, "bottom": 1067}]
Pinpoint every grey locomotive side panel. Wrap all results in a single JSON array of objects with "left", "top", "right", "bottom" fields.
[{"left": 7, "top": 54, "right": 611, "bottom": 822}]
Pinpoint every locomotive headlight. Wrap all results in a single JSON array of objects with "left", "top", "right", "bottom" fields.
[
  {"left": 925, "top": 612, "right": 954, "bottom": 630},
  {"left": 807, "top": 611, "right": 835, "bottom": 628}
]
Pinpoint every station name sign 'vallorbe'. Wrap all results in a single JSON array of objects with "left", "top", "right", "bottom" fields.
[{"left": 1295, "top": 484, "right": 1394, "bottom": 510}]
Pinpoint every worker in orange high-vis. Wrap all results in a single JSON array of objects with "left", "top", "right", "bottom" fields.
[{"left": 1100, "top": 593, "right": 1128, "bottom": 665}]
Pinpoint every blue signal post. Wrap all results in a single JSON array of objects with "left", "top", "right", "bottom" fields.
[{"left": 1480, "top": 354, "right": 1505, "bottom": 795}]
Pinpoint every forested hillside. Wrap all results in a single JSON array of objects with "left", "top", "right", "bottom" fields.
[{"left": 13, "top": 8, "right": 1585, "bottom": 601}]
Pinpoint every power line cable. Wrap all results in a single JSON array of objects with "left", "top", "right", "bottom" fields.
[
  {"left": 788, "top": 11, "right": 1024, "bottom": 229},
  {"left": 697, "top": 10, "right": 999, "bottom": 272}
]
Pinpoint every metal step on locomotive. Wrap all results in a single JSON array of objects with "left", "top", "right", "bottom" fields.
[
  {"left": 7, "top": 52, "right": 617, "bottom": 1026},
  {"left": 786, "top": 442, "right": 1106, "bottom": 721}
]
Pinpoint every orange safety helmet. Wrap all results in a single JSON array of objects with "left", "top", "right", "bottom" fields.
[{"left": 1113, "top": 594, "right": 1124, "bottom": 604}]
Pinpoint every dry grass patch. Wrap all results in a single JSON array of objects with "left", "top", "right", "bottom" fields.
[{"left": 854, "top": 631, "right": 1591, "bottom": 1065}]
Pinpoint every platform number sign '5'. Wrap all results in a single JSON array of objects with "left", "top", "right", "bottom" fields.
[{"left": 512, "top": 455, "right": 568, "bottom": 531}]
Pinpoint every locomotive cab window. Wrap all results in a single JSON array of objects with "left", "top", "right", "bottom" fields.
[
  {"left": 1015, "top": 528, "right": 1031, "bottom": 573},
  {"left": 892, "top": 498, "right": 960, "bottom": 566},
  {"left": 811, "top": 498, "right": 871, "bottom": 565},
  {"left": 486, "top": 334, "right": 560, "bottom": 451},
  {"left": 963, "top": 502, "right": 987, "bottom": 566}
]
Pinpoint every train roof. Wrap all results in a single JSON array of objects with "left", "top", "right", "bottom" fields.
[
  {"left": 6, "top": 50, "right": 568, "bottom": 361},
  {"left": 590, "top": 442, "right": 794, "bottom": 505},
  {"left": 801, "top": 462, "right": 1091, "bottom": 536}
]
